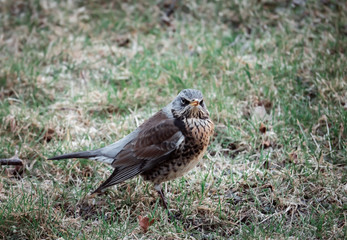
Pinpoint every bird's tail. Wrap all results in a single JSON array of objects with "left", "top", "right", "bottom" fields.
[
  {"left": 48, "top": 151, "right": 97, "bottom": 160},
  {"left": 48, "top": 150, "right": 114, "bottom": 164}
]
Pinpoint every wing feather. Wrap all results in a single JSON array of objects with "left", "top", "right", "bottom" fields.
[{"left": 93, "top": 114, "right": 184, "bottom": 193}]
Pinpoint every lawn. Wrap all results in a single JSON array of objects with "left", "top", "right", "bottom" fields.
[{"left": 0, "top": 0, "right": 346, "bottom": 239}]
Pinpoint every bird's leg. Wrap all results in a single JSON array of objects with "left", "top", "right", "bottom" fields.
[
  {"left": 154, "top": 184, "right": 168, "bottom": 209},
  {"left": 154, "top": 184, "right": 180, "bottom": 221}
]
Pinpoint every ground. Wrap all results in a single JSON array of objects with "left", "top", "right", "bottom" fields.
[{"left": 0, "top": 0, "right": 346, "bottom": 239}]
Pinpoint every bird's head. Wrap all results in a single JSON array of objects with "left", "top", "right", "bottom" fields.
[{"left": 171, "top": 89, "right": 210, "bottom": 119}]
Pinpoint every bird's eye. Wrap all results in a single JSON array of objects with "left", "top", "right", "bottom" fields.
[
  {"left": 200, "top": 100, "right": 204, "bottom": 105},
  {"left": 181, "top": 98, "right": 189, "bottom": 105}
]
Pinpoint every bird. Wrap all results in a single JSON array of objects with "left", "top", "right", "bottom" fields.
[{"left": 48, "top": 89, "right": 214, "bottom": 210}]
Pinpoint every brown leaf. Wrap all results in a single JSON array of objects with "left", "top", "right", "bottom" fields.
[
  {"left": 253, "top": 97, "right": 272, "bottom": 113},
  {"left": 116, "top": 37, "right": 130, "bottom": 47},
  {"left": 10, "top": 117, "right": 16, "bottom": 132},
  {"left": 289, "top": 152, "right": 298, "bottom": 163},
  {"left": 261, "top": 99, "right": 273, "bottom": 113},
  {"left": 138, "top": 216, "right": 155, "bottom": 233},
  {"left": 43, "top": 128, "right": 55, "bottom": 142},
  {"left": 261, "top": 140, "right": 271, "bottom": 149},
  {"left": 261, "top": 184, "right": 274, "bottom": 191},
  {"left": 259, "top": 122, "right": 267, "bottom": 134},
  {"left": 339, "top": 122, "right": 344, "bottom": 139}
]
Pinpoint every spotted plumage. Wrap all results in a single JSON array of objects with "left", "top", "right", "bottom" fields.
[
  {"left": 49, "top": 89, "right": 214, "bottom": 209},
  {"left": 142, "top": 117, "right": 213, "bottom": 184}
]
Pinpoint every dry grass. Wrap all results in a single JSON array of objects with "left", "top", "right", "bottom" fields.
[{"left": 0, "top": 0, "right": 346, "bottom": 239}]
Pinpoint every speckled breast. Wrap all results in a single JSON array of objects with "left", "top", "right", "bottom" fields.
[{"left": 141, "top": 117, "right": 214, "bottom": 184}]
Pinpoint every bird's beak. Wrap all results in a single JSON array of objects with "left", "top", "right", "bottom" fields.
[{"left": 190, "top": 100, "right": 199, "bottom": 107}]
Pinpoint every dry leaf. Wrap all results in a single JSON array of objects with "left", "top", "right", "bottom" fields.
[
  {"left": 261, "top": 140, "right": 271, "bottom": 149},
  {"left": 10, "top": 117, "right": 16, "bottom": 132},
  {"left": 289, "top": 152, "right": 298, "bottom": 163},
  {"left": 339, "top": 122, "right": 344, "bottom": 139},
  {"left": 259, "top": 122, "right": 267, "bottom": 134},
  {"left": 138, "top": 216, "right": 155, "bottom": 233},
  {"left": 116, "top": 37, "right": 130, "bottom": 47},
  {"left": 261, "top": 99, "right": 273, "bottom": 113},
  {"left": 43, "top": 128, "right": 55, "bottom": 142}
]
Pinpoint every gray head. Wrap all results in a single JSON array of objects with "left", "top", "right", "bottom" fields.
[{"left": 170, "top": 89, "right": 210, "bottom": 119}]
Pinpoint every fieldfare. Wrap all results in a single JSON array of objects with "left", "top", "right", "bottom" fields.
[{"left": 49, "top": 89, "right": 214, "bottom": 209}]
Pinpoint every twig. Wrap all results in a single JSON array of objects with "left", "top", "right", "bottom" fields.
[{"left": 0, "top": 158, "right": 23, "bottom": 166}]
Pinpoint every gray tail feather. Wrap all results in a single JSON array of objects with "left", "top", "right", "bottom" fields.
[{"left": 48, "top": 151, "right": 97, "bottom": 160}]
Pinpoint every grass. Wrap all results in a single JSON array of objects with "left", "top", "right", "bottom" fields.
[{"left": 0, "top": 0, "right": 346, "bottom": 239}]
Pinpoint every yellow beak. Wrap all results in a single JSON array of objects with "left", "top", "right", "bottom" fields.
[{"left": 190, "top": 100, "right": 199, "bottom": 106}]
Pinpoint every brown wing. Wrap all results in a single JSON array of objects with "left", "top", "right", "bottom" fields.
[{"left": 92, "top": 113, "right": 184, "bottom": 193}]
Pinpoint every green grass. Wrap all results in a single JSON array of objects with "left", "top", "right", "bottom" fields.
[{"left": 0, "top": 0, "right": 346, "bottom": 239}]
